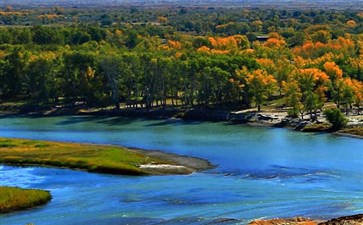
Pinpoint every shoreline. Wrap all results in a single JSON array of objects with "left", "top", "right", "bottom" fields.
[{"left": 1, "top": 106, "right": 362, "bottom": 139}]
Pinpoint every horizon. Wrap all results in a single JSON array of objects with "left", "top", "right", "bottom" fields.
[{"left": 1, "top": 0, "right": 363, "bottom": 10}]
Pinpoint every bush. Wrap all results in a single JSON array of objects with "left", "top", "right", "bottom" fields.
[{"left": 324, "top": 108, "right": 348, "bottom": 130}]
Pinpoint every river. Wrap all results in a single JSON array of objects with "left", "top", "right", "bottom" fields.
[{"left": 0, "top": 115, "right": 362, "bottom": 224}]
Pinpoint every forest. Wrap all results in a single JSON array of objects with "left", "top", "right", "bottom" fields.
[{"left": 0, "top": 5, "right": 363, "bottom": 119}]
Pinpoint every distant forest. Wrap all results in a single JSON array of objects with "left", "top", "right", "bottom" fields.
[
  {"left": 2, "top": 0, "right": 363, "bottom": 10},
  {"left": 0, "top": 5, "right": 362, "bottom": 117}
]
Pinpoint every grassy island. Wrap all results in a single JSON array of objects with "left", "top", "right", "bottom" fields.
[
  {"left": 0, "top": 137, "right": 212, "bottom": 175},
  {"left": 0, "top": 186, "right": 51, "bottom": 213}
]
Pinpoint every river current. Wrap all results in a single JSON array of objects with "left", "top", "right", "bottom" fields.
[{"left": 0, "top": 116, "right": 362, "bottom": 224}]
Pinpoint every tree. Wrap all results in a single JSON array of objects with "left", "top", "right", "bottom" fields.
[
  {"left": 31, "top": 26, "right": 64, "bottom": 45},
  {"left": 295, "top": 68, "right": 329, "bottom": 119},
  {"left": 324, "top": 108, "right": 348, "bottom": 130},
  {"left": 1, "top": 47, "right": 28, "bottom": 98},
  {"left": 24, "top": 52, "right": 61, "bottom": 103},
  {"left": 99, "top": 55, "right": 122, "bottom": 110},
  {"left": 283, "top": 80, "right": 303, "bottom": 118},
  {"left": 245, "top": 69, "right": 276, "bottom": 111}
]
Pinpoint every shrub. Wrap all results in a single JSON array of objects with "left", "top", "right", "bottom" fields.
[{"left": 323, "top": 108, "right": 348, "bottom": 130}]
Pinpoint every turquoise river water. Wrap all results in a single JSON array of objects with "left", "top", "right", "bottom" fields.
[{"left": 0, "top": 115, "right": 362, "bottom": 225}]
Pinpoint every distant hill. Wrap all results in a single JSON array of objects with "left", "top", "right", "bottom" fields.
[{"left": 1, "top": 0, "right": 363, "bottom": 9}]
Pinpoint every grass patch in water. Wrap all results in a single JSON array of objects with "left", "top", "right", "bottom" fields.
[
  {"left": 0, "top": 186, "right": 51, "bottom": 213},
  {"left": 0, "top": 137, "right": 168, "bottom": 175}
]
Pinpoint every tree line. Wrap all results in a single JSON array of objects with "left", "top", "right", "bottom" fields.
[{"left": 1, "top": 7, "right": 363, "bottom": 118}]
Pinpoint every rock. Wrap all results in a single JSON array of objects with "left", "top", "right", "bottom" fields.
[
  {"left": 318, "top": 214, "right": 363, "bottom": 225},
  {"left": 248, "top": 214, "right": 363, "bottom": 225},
  {"left": 249, "top": 217, "right": 317, "bottom": 225}
]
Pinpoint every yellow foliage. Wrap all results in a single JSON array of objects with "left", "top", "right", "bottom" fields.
[
  {"left": 85, "top": 66, "right": 95, "bottom": 79},
  {"left": 210, "top": 49, "right": 230, "bottom": 54},
  {"left": 0, "top": 50, "right": 7, "bottom": 59},
  {"left": 114, "top": 29, "right": 123, "bottom": 37},
  {"left": 157, "top": 16, "right": 168, "bottom": 23}
]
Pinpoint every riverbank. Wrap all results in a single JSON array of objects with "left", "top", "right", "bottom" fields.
[
  {"left": 1, "top": 102, "right": 362, "bottom": 139},
  {"left": 0, "top": 186, "right": 51, "bottom": 213},
  {"left": 0, "top": 138, "right": 214, "bottom": 176}
]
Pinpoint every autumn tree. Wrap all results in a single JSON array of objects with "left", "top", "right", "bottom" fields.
[
  {"left": 294, "top": 68, "right": 329, "bottom": 119},
  {"left": 283, "top": 79, "right": 303, "bottom": 118},
  {"left": 245, "top": 69, "right": 276, "bottom": 111}
]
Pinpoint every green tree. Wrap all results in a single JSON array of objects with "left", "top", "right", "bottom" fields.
[{"left": 324, "top": 108, "right": 348, "bottom": 130}]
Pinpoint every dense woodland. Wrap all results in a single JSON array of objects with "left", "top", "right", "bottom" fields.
[{"left": 1, "top": 6, "right": 363, "bottom": 118}]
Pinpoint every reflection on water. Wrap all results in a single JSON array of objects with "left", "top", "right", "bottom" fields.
[{"left": 0, "top": 116, "right": 362, "bottom": 225}]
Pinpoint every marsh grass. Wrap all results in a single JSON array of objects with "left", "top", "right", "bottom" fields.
[
  {"left": 0, "top": 137, "right": 167, "bottom": 175},
  {"left": 339, "top": 126, "right": 363, "bottom": 137},
  {"left": 0, "top": 186, "right": 51, "bottom": 213},
  {"left": 301, "top": 122, "right": 332, "bottom": 132}
]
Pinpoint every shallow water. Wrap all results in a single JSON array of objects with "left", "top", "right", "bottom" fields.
[{"left": 0, "top": 116, "right": 362, "bottom": 224}]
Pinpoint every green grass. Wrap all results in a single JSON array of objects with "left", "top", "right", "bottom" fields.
[
  {"left": 0, "top": 137, "right": 168, "bottom": 175},
  {"left": 0, "top": 186, "right": 51, "bottom": 213}
]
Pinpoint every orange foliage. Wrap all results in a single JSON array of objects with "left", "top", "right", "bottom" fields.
[
  {"left": 293, "top": 36, "right": 355, "bottom": 59},
  {"left": 346, "top": 20, "right": 357, "bottom": 28},
  {"left": 38, "top": 14, "right": 63, "bottom": 21},
  {"left": 256, "top": 58, "right": 274, "bottom": 67},
  {"left": 299, "top": 68, "right": 329, "bottom": 83},
  {"left": 263, "top": 38, "right": 286, "bottom": 48},
  {"left": 175, "top": 52, "right": 183, "bottom": 59},
  {"left": 246, "top": 69, "right": 276, "bottom": 86},
  {"left": 0, "top": 10, "right": 28, "bottom": 16},
  {"left": 208, "top": 37, "right": 218, "bottom": 47},
  {"left": 323, "top": 61, "right": 343, "bottom": 80},
  {"left": 197, "top": 46, "right": 211, "bottom": 53},
  {"left": 168, "top": 40, "right": 182, "bottom": 49},
  {"left": 160, "top": 45, "right": 170, "bottom": 50},
  {"left": 208, "top": 36, "right": 237, "bottom": 50},
  {"left": 351, "top": 79, "right": 363, "bottom": 106}
]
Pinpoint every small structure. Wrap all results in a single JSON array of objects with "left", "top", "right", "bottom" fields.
[{"left": 256, "top": 35, "right": 269, "bottom": 42}]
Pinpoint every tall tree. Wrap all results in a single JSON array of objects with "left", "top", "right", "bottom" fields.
[{"left": 245, "top": 69, "right": 276, "bottom": 111}]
